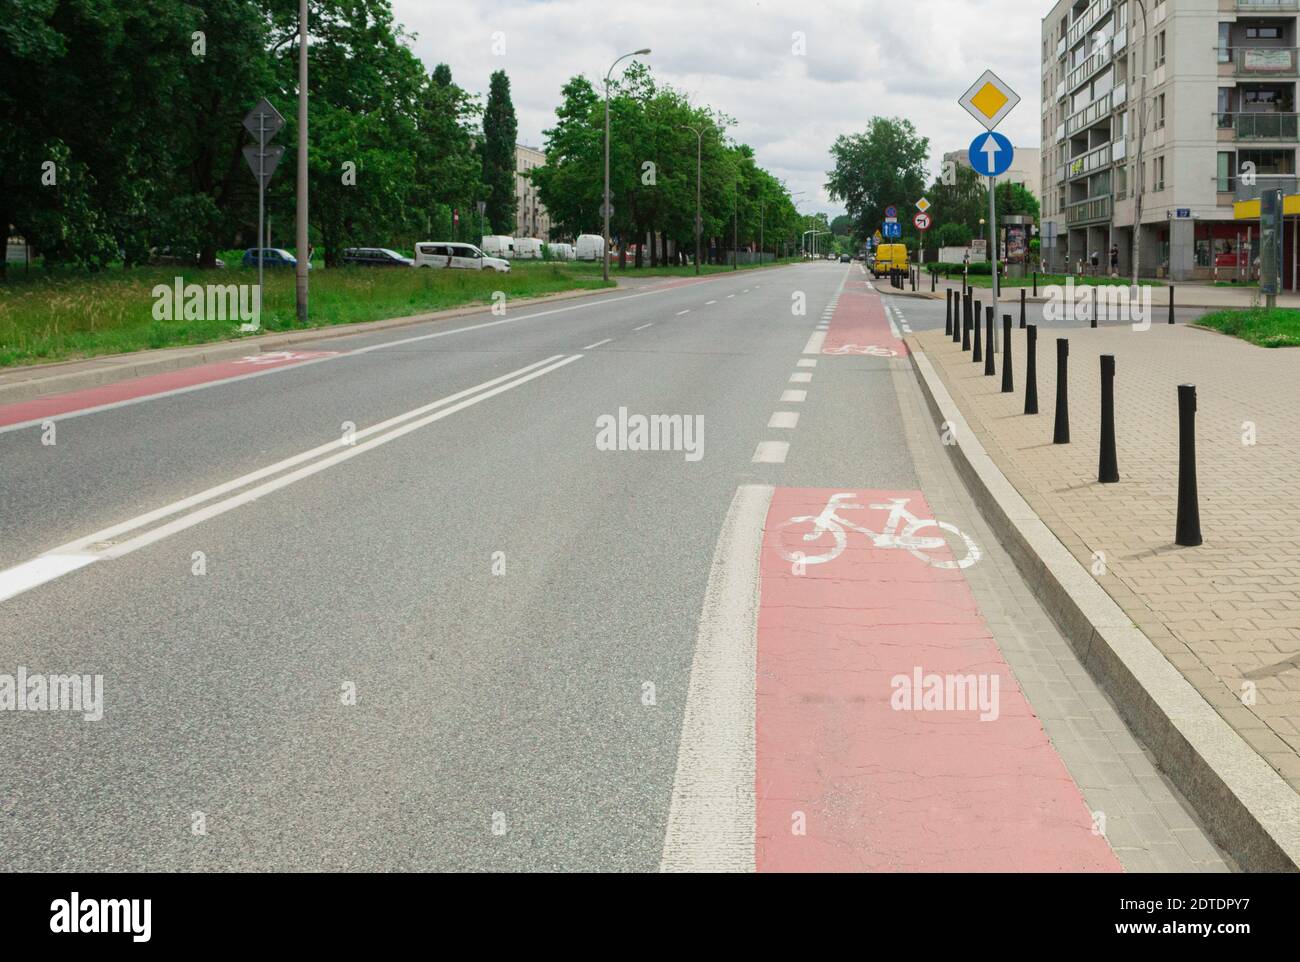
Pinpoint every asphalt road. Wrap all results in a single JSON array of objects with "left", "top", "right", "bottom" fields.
[{"left": 0, "top": 262, "right": 1227, "bottom": 871}]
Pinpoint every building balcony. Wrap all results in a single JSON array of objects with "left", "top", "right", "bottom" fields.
[
  {"left": 1066, "top": 195, "right": 1112, "bottom": 226},
  {"left": 1215, "top": 112, "right": 1300, "bottom": 140},
  {"left": 1066, "top": 142, "right": 1112, "bottom": 181},
  {"left": 1066, "top": 91, "right": 1116, "bottom": 136},
  {"left": 1068, "top": 0, "right": 1113, "bottom": 49},
  {"left": 1067, "top": 41, "right": 1114, "bottom": 92},
  {"left": 1226, "top": 47, "right": 1299, "bottom": 78},
  {"left": 1234, "top": 1, "right": 1299, "bottom": 11}
]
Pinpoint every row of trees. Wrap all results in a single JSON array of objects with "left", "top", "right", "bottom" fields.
[
  {"left": 531, "top": 64, "right": 805, "bottom": 267},
  {"left": 1, "top": 0, "right": 520, "bottom": 275},
  {"left": 826, "top": 117, "right": 1039, "bottom": 255}
]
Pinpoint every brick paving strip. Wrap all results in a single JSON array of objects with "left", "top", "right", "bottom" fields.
[{"left": 907, "top": 322, "right": 1300, "bottom": 871}]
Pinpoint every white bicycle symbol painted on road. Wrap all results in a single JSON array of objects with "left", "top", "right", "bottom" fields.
[
  {"left": 779, "top": 493, "right": 981, "bottom": 570},
  {"left": 824, "top": 344, "right": 898, "bottom": 357}
]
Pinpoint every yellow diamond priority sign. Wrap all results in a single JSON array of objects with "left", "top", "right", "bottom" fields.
[
  {"left": 916, "top": 197, "right": 931, "bottom": 214},
  {"left": 959, "top": 69, "right": 1021, "bottom": 132}
]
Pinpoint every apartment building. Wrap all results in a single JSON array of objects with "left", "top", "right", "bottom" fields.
[
  {"left": 944, "top": 147, "right": 1044, "bottom": 203},
  {"left": 1041, "top": 0, "right": 1300, "bottom": 280},
  {"left": 515, "top": 144, "right": 551, "bottom": 241}
]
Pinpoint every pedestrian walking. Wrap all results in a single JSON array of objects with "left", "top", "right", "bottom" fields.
[{"left": 1109, "top": 244, "right": 1119, "bottom": 277}]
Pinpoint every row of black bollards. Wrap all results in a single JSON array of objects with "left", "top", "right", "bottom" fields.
[{"left": 946, "top": 307, "right": 1201, "bottom": 547}]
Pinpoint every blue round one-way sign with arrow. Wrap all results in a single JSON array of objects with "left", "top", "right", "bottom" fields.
[{"left": 969, "top": 131, "right": 1014, "bottom": 178}]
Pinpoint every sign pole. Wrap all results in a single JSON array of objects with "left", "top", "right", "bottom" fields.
[
  {"left": 989, "top": 173, "right": 999, "bottom": 352},
  {"left": 258, "top": 114, "right": 265, "bottom": 318}
]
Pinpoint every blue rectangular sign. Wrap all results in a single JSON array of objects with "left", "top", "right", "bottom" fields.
[{"left": 883, "top": 222, "right": 902, "bottom": 238}]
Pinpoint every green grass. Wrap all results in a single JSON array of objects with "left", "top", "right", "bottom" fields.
[
  {"left": 936, "top": 272, "right": 1166, "bottom": 290},
  {"left": 0, "top": 262, "right": 612, "bottom": 368},
  {"left": 1196, "top": 307, "right": 1300, "bottom": 347}
]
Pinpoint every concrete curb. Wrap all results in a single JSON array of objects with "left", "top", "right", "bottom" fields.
[
  {"left": 905, "top": 334, "right": 1300, "bottom": 873},
  {"left": 0, "top": 285, "right": 609, "bottom": 406}
]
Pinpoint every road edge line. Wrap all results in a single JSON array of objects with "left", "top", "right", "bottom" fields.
[
  {"left": 905, "top": 335, "right": 1300, "bottom": 872},
  {"left": 660, "top": 483, "right": 772, "bottom": 873}
]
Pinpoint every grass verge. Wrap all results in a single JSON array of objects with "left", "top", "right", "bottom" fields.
[
  {"left": 1196, "top": 307, "right": 1300, "bottom": 347},
  {"left": 0, "top": 264, "right": 613, "bottom": 368}
]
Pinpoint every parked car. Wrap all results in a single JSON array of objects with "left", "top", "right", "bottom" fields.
[
  {"left": 575, "top": 234, "right": 605, "bottom": 261},
  {"left": 413, "top": 242, "right": 510, "bottom": 273},
  {"left": 242, "top": 248, "right": 309, "bottom": 269},
  {"left": 840, "top": 254, "right": 851, "bottom": 263},
  {"left": 341, "top": 247, "right": 413, "bottom": 267},
  {"left": 149, "top": 248, "right": 225, "bottom": 268},
  {"left": 513, "top": 238, "right": 543, "bottom": 260},
  {"left": 480, "top": 235, "right": 515, "bottom": 258}
]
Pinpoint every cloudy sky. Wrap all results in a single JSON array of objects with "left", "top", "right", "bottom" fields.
[{"left": 390, "top": 0, "right": 1044, "bottom": 219}]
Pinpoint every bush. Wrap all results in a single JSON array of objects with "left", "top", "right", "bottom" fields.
[{"left": 928, "top": 260, "right": 993, "bottom": 276}]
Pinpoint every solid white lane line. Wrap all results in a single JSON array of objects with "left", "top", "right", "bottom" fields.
[
  {"left": 0, "top": 356, "right": 580, "bottom": 603},
  {"left": 583, "top": 339, "right": 613, "bottom": 350},
  {"left": 634, "top": 323, "right": 654, "bottom": 331},
  {"left": 801, "top": 332, "right": 825, "bottom": 355},
  {"left": 768, "top": 412, "right": 799, "bottom": 429},
  {"left": 789, "top": 372, "right": 812, "bottom": 384},
  {"left": 661, "top": 483, "right": 770, "bottom": 873},
  {"left": 780, "top": 390, "right": 807, "bottom": 403},
  {"left": 751, "top": 441, "right": 789, "bottom": 464},
  {"left": 797, "top": 359, "right": 817, "bottom": 368}
]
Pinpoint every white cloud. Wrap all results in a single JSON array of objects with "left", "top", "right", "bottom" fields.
[{"left": 391, "top": 0, "right": 1043, "bottom": 219}]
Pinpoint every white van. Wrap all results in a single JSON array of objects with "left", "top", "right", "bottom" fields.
[
  {"left": 513, "top": 238, "right": 543, "bottom": 260},
  {"left": 575, "top": 234, "right": 605, "bottom": 261},
  {"left": 480, "top": 235, "right": 515, "bottom": 258},
  {"left": 550, "top": 243, "right": 574, "bottom": 261},
  {"left": 414, "top": 242, "right": 511, "bottom": 273}
]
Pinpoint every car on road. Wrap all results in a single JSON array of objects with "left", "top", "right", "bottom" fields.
[
  {"left": 341, "top": 247, "right": 413, "bottom": 267},
  {"left": 242, "top": 248, "right": 309, "bottom": 269},
  {"left": 840, "top": 254, "right": 851, "bottom": 263},
  {"left": 413, "top": 241, "right": 511, "bottom": 273}
]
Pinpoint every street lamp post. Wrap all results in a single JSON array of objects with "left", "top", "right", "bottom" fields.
[
  {"left": 295, "top": 0, "right": 309, "bottom": 322},
  {"left": 604, "top": 48, "right": 651, "bottom": 283},
  {"left": 682, "top": 124, "right": 704, "bottom": 274},
  {"left": 733, "top": 181, "right": 739, "bottom": 271},
  {"left": 1131, "top": 0, "right": 1149, "bottom": 289}
]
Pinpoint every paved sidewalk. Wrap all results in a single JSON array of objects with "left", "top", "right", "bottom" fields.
[{"left": 914, "top": 322, "right": 1300, "bottom": 796}]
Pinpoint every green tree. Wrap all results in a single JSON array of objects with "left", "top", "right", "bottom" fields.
[
  {"left": 825, "top": 118, "right": 929, "bottom": 243},
  {"left": 996, "top": 181, "right": 1040, "bottom": 221},
  {"left": 481, "top": 70, "right": 518, "bottom": 235}
]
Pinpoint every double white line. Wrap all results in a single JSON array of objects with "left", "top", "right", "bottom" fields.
[{"left": 0, "top": 355, "right": 582, "bottom": 604}]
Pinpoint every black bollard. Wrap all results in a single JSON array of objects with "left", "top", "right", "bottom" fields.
[
  {"left": 931, "top": 268, "right": 936, "bottom": 293},
  {"left": 984, "top": 309, "right": 996, "bottom": 376},
  {"left": 1025, "top": 324, "right": 1039, "bottom": 415},
  {"left": 1098, "top": 354, "right": 1119, "bottom": 483},
  {"left": 963, "top": 295, "right": 973, "bottom": 350},
  {"left": 1020, "top": 288, "right": 1027, "bottom": 329},
  {"left": 1001, "top": 315, "right": 1014, "bottom": 393},
  {"left": 954, "top": 292, "right": 964, "bottom": 344},
  {"left": 1053, "top": 339, "right": 1070, "bottom": 444},
  {"left": 1175, "top": 384, "right": 1202, "bottom": 547},
  {"left": 945, "top": 289, "right": 953, "bottom": 337},
  {"left": 973, "top": 299, "right": 983, "bottom": 361},
  {"left": 1168, "top": 285, "right": 1175, "bottom": 325},
  {"left": 1033, "top": 272, "right": 1038, "bottom": 297},
  {"left": 910, "top": 267, "right": 916, "bottom": 292}
]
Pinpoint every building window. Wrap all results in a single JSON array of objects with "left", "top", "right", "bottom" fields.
[
  {"left": 1154, "top": 93, "right": 1166, "bottom": 129},
  {"left": 1246, "top": 26, "right": 1282, "bottom": 41},
  {"left": 1153, "top": 156, "right": 1165, "bottom": 192},
  {"left": 1218, "top": 23, "right": 1231, "bottom": 64},
  {"left": 1217, "top": 152, "right": 1233, "bottom": 192},
  {"left": 1154, "top": 31, "right": 1166, "bottom": 68}
]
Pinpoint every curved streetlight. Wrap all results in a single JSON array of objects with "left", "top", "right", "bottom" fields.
[
  {"left": 604, "top": 48, "right": 652, "bottom": 281},
  {"left": 681, "top": 123, "right": 706, "bottom": 274}
]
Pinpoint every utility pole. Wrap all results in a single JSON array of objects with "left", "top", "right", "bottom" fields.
[
  {"left": 1131, "top": 0, "right": 1149, "bottom": 289},
  {"left": 733, "top": 181, "right": 738, "bottom": 271},
  {"left": 295, "top": 0, "right": 309, "bottom": 322}
]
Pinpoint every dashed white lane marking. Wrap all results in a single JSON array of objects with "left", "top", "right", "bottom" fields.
[
  {"left": 0, "top": 356, "right": 582, "bottom": 604},
  {"left": 677, "top": 310, "right": 691, "bottom": 316},
  {"left": 780, "top": 389, "right": 807, "bottom": 403},
  {"left": 789, "top": 372, "right": 812, "bottom": 384},
  {"left": 706, "top": 300, "right": 717, "bottom": 305},
  {"left": 768, "top": 412, "right": 800, "bottom": 429},
  {"left": 802, "top": 332, "right": 826, "bottom": 354},
  {"left": 661, "top": 483, "right": 771, "bottom": 872},
  {"left": 634, "top": 323, "right": 654, "bottom": 331},
  {"left": 726, "top": 294, "right": 736, "bottom": 299},
  {"left": 583, "top": 339, "right": 613, "bottom": 350},
  {"left": 751, "top": 441, "right": 789, "bottom": 464},
  {"left": 797, "top": 359, "right": 817, "bottom": 368}
]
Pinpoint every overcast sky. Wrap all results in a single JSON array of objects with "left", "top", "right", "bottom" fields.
[{"left": 390, "top": 0, "right": 1044, "bottom": 219}]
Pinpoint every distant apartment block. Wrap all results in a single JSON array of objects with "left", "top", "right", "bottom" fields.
[
  {"left": 1041, "top": 0, "right": 1300, "bottom": 281},
  {"left": 515, "top": 144, "right": 551, "bottom": 241},
  {"left": 945, "top": 147, "right": 1043, "bottom": 203}
]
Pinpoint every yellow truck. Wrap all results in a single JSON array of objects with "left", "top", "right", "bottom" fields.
[{"left": 871, "top": 243, "right": 909, "bottom": 279}]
